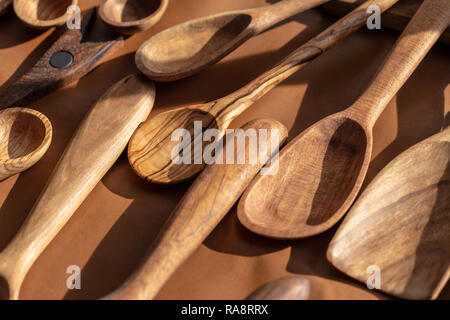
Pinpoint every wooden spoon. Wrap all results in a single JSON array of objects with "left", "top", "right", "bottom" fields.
[
  {"left": 0, "top": 74, "right": 154, "bottom": 300},
  {"left": 247, "top": 276, "right": 310, "bottom": 300},
  {"left": 98, "top": 0, "right": 169, "bottom": 35},
  {"left": 237, "top": 0, "right": 450, "bottom": 239},
  {"left": 128, "top": 0, "right": 399, "bottom": 184},
  {"left": 104, "top": 119, "right": 288, "bottom": 300},
  {"left": 135, "top": 0, "right": 331, "bottom": 82},
  {"left": 327, "top": 126, "right": 450, "bottom": 300},
  {"left": 14, "top": 0, "right": 78, "bottom": 29},
  {"left": 0, "top": 0, "right": 12, "bottom": 16},
  {"left": 0, "top": 108, "right": 52, "bottom": 181}
]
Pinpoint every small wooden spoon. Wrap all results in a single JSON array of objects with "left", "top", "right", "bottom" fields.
[
  {"left": 247, "top": 276, "right": 310, "bottom": 300},
  {"left": 0, "top": 108, "right": 52, "bottom": 181},
  {"left": 14, "top": 0, "right": 78, "bottom": 29},
  {"left": 0, "top": 74, "right": 154, "bottom": 300},
  {"left": 135, "top": 0, "right": 331, "bottom": 81},
  {"left": 104, "top": 119, "right": 287, "bottom": 300},
  {"left": 327, "top": 126, "right": 450, "bottom": 300},
  {"left": 0, "top": 0, "right": 12, "bottom": 16},
  {"left": 128, "top": 0, "right": 399, "bottom": 184},
  {"left": 237, "top": 0, "right": 450, "bottom": 239},
  {"left": 98, "top": 0, "right": 169, "bottom": 35}
]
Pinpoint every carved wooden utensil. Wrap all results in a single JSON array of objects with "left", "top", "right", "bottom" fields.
[
  {"left": 14, "top": 0, "right": 78, "bottom": 28},
  {"left": 0, "top": 108, "right": 52, "bottom": 181},
  {"left": 98, "top": 0, "right": 169, "bottom": 35},
  {"left": 0, "top": 74, "right": 155, "bottom": 300},
  {"left": 247, "top": 276, "right": 310, "bottom": 300},
  {"left": 0, "top": 0, "right": 12, "bottom": 16},
  {"left": 135, "top": 0, "right": 331, "bottom": 82},
  {"left": 128, "top": 0, "right": 399, "bottom": 184},
  {"left": 237, "top": 0, "right": 450, "bottom": 239},
  {"left": 0, "top": 9, "right": 123, "bottom": 109},
  {"left": 104, "top": 119, "right": 288, "bottom": 300},
  {"left": 327, "top": 126, "right": 450, "bottom": 300}
]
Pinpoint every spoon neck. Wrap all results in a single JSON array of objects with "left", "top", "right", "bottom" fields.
[{"left": 0, "top": 251, "right": 27, "bottom": 300}]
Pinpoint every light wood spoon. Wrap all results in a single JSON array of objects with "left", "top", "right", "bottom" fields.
[
  {"left": 135, "top": 0, "right": 331, "bottom": 82},
  {"left": 0, "top": 0, "right": 12, "bottom": 16},
  {"left": 14, "top": 0, "right": 78, "bottom": 29},
  {"left": 247, "top": 276, "right": 310, "bottom": 300},
  {"left": 98, "top": 0, "right": 169, "bottom": 35},
  {"left": 128, "top": 0, "right": 399, "bottom": 184},
  {"left": 104, "top": 119, "right": 288, "bottom": 300},
  {"left": 327, "top": 126, "right": 450, "bottom": 300},
  {"left": 237, "top": 0, "right": 450, "bottom": 239},
  {"left": 0, "top": 74, "right": 154, "bottom": 300},
  {"left": 0, "top": 108, "right": 52, "bottom": 181}
]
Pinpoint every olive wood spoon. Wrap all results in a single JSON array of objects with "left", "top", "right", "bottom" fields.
[
  {"left": 136, "top": 0, "right": 331, "bottom": 82},
  {"left": 104, "top": 119, "right": 288, "bottom": 300},
  {"left": 14, "top": 0, "right": 78, "bottom": 29},
  {"left": 0, "top": 108, "right": 52, "bottom": 181},
  {"left": 0, "top": 74, "right": 155, "bottom": 300},
  {"left": 237, "top": 0, "right": 450, "bottom": 239},
  {"left": 327, "top": 126, "right": 450, "bottom": 300},
  {"left": 128, "top": 0, "right": 399, "bottom": 184},
  {"left": 247, "top": 276, "right": 310, "bottom": 300},
  {"left": 0, "top": 0, "right": 12, "bottom": 16}
]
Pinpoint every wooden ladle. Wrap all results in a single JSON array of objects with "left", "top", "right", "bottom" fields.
[
  {"left": 237, "top": 0, "right": 450, "bottom": 239},
  {"left": 0, "top": 0, "right": 12, "bottom": 16},
  {"left": 0, "top": 108, "right": 52, "bottom": 181},
  {"left": 14, "top": 0, "right": 78, "bottom": 29},
  {"left": 135, "top": 0, "right": 331, "bottom": 81},
  {"left": 128, "top": 0, "right": 399, "bottom": 184},
  {"left": 98, "top": 0, "right": 169, "bottom": 35},
  {"left": 247, "top": 276, "right": 310, "bottom": 300},
  {"left": 327, "top": 126, "right": 450, "bottom": 300}
]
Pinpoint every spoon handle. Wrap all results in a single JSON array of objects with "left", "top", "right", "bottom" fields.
[
  {"left": 251, "top": 0, "right": 331, "bottom": 34},
  {"left": 0, "top": 74, "right": 154, "bottom": 300},
  {"left": 209, "top": 0, "right": 399, "bottom": 128},
  {"left": 349, "top": 0, "right": 450, "bottom": 127},
  {"left": 103, "top": 119, "right": 288, "bottom": 300}
]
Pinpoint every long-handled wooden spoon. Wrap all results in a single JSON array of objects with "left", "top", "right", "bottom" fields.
[
  {"left": 0, "top": 74, "right": 155, "bottom": 300},
  {"left": 135, "top": 0, "right": 331, "bottom": 82},
  {"left": 327, "top": 126, "right": 450, "bottom": 300},
  {"left": 0, "top": 0, "right": 12, "bottom": 16},
  {"left": 237, "top": 0, "right": 450, "bottom": 239},
  {"left": 104, "top": 119, "right": 288, "bottom": 300},
  {"left": 128, "top": 0, "right": 399, "bottom": 184},
  {"left": 14, "top": 0, "right": 78, "bottom": 29},
  {"left": 247, "top": 276, "right": 310, "bottom": 300}
]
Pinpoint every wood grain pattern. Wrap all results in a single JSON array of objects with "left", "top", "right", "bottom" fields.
[
  {"left": 247, "top": 276, "right": 310, "bottom": 300},
  {"left": 0, "top": 108, "right": 52, "bottom": 181},
  {"left": 135, "top": 0, "right": 331, "bottom": 81},
  {"left": 98, "top": 0, "right": 168, "bottom": 35},
  {"left": 14, "top": 0, "right": 78, "bottom": 29},
  {"left": 0, "top": 9, "right": 124, "bottom": 109},
  {"left": 322, "top": 0, "right": 450, "bottom": 45},
  {"left": 237, "top": 0, "right": 450, "bottom": 239},
  {"left": 327, "top": 126, "right": 450, "bottom": 300},
  {"left": 128, "top": 0, "right": 399, "bottom": 185},
  {"left": 0, "top": 0, "right": 12, "bottom": 16},
  {"left": 0, "top": 74, "right": 155, "bottom": 300},
  {"left": 105, "top": 119, "right": 287, "bottom": 300}
]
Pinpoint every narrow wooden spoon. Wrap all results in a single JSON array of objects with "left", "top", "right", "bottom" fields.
[
  {"left": 237, "top": 0, "right": 450, "bottom": 239},
  {"left": 0, "top": 108, "right": 52, "bottom": 181},
  {"left": 0, "top": 0, "right": 12, "bottom": 16},
  {"left": 0, "top": 74, "right": 154, "bottom": 300},
  {"left": 14, "top": 0, "right": 78, "bottom": 29},
  {"left": 98, "top": 0, "right": 169, "bottom": 35},
  {"left": 128, "top": 0, "right": 399, "bottom": 184},
  {"left": 104, "top": 119, "right": 288, "bottom": 300},
  {"left": 135, "top": 0, "right": 331, "bottom": 82},
  {"left": 247, "top": 276, "right": 310, "bottom": 300},
  {"left": 327, "top": 126, "right": 450, "bottom": 300}
]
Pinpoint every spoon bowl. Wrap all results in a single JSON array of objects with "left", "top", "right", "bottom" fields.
[
  {"left": 99, "top": 0, "right": 169, "bottom": 35},
  {"left": 0, "top": 107, "right": 52, "bottom": 181},
  {"left": 14, "top": 0, "right": 78, "bottom": 29}
]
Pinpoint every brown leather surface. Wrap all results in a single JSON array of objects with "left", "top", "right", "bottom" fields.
[{"left": 0, "top": 0, "right": 448, "bottom": 300}]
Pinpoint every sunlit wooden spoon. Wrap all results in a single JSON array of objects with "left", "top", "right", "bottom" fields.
[
  {"left": 327, "top": 126, "right": 450, "bottom": 300},
  {"left": 247, "top": 276, "right": 310, "bottom": 300},
  {"left": 0, "top": 0, "right": 12, "bottom": 16},
  {"left": 237, "top": 0, "right": 450, "bottom": 239},
  {"left": 128, "top": 0, "right": 399, "bottom": 184},
  {"left": 14, "top": 0, "right": 78, "bottom": 29},
  {"left": 135, "top": 0, "right": 331, "bottom": 81},
  {"left": 98, "top": 0, "right": 169, "bottom": 35},
  {"left": 0, "top": 108, "right": 52, "bottom": 181}
]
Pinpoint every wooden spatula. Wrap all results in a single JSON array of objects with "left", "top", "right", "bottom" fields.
[{"left": 247, "top": 276, "right": 310, "bottom": 300}]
